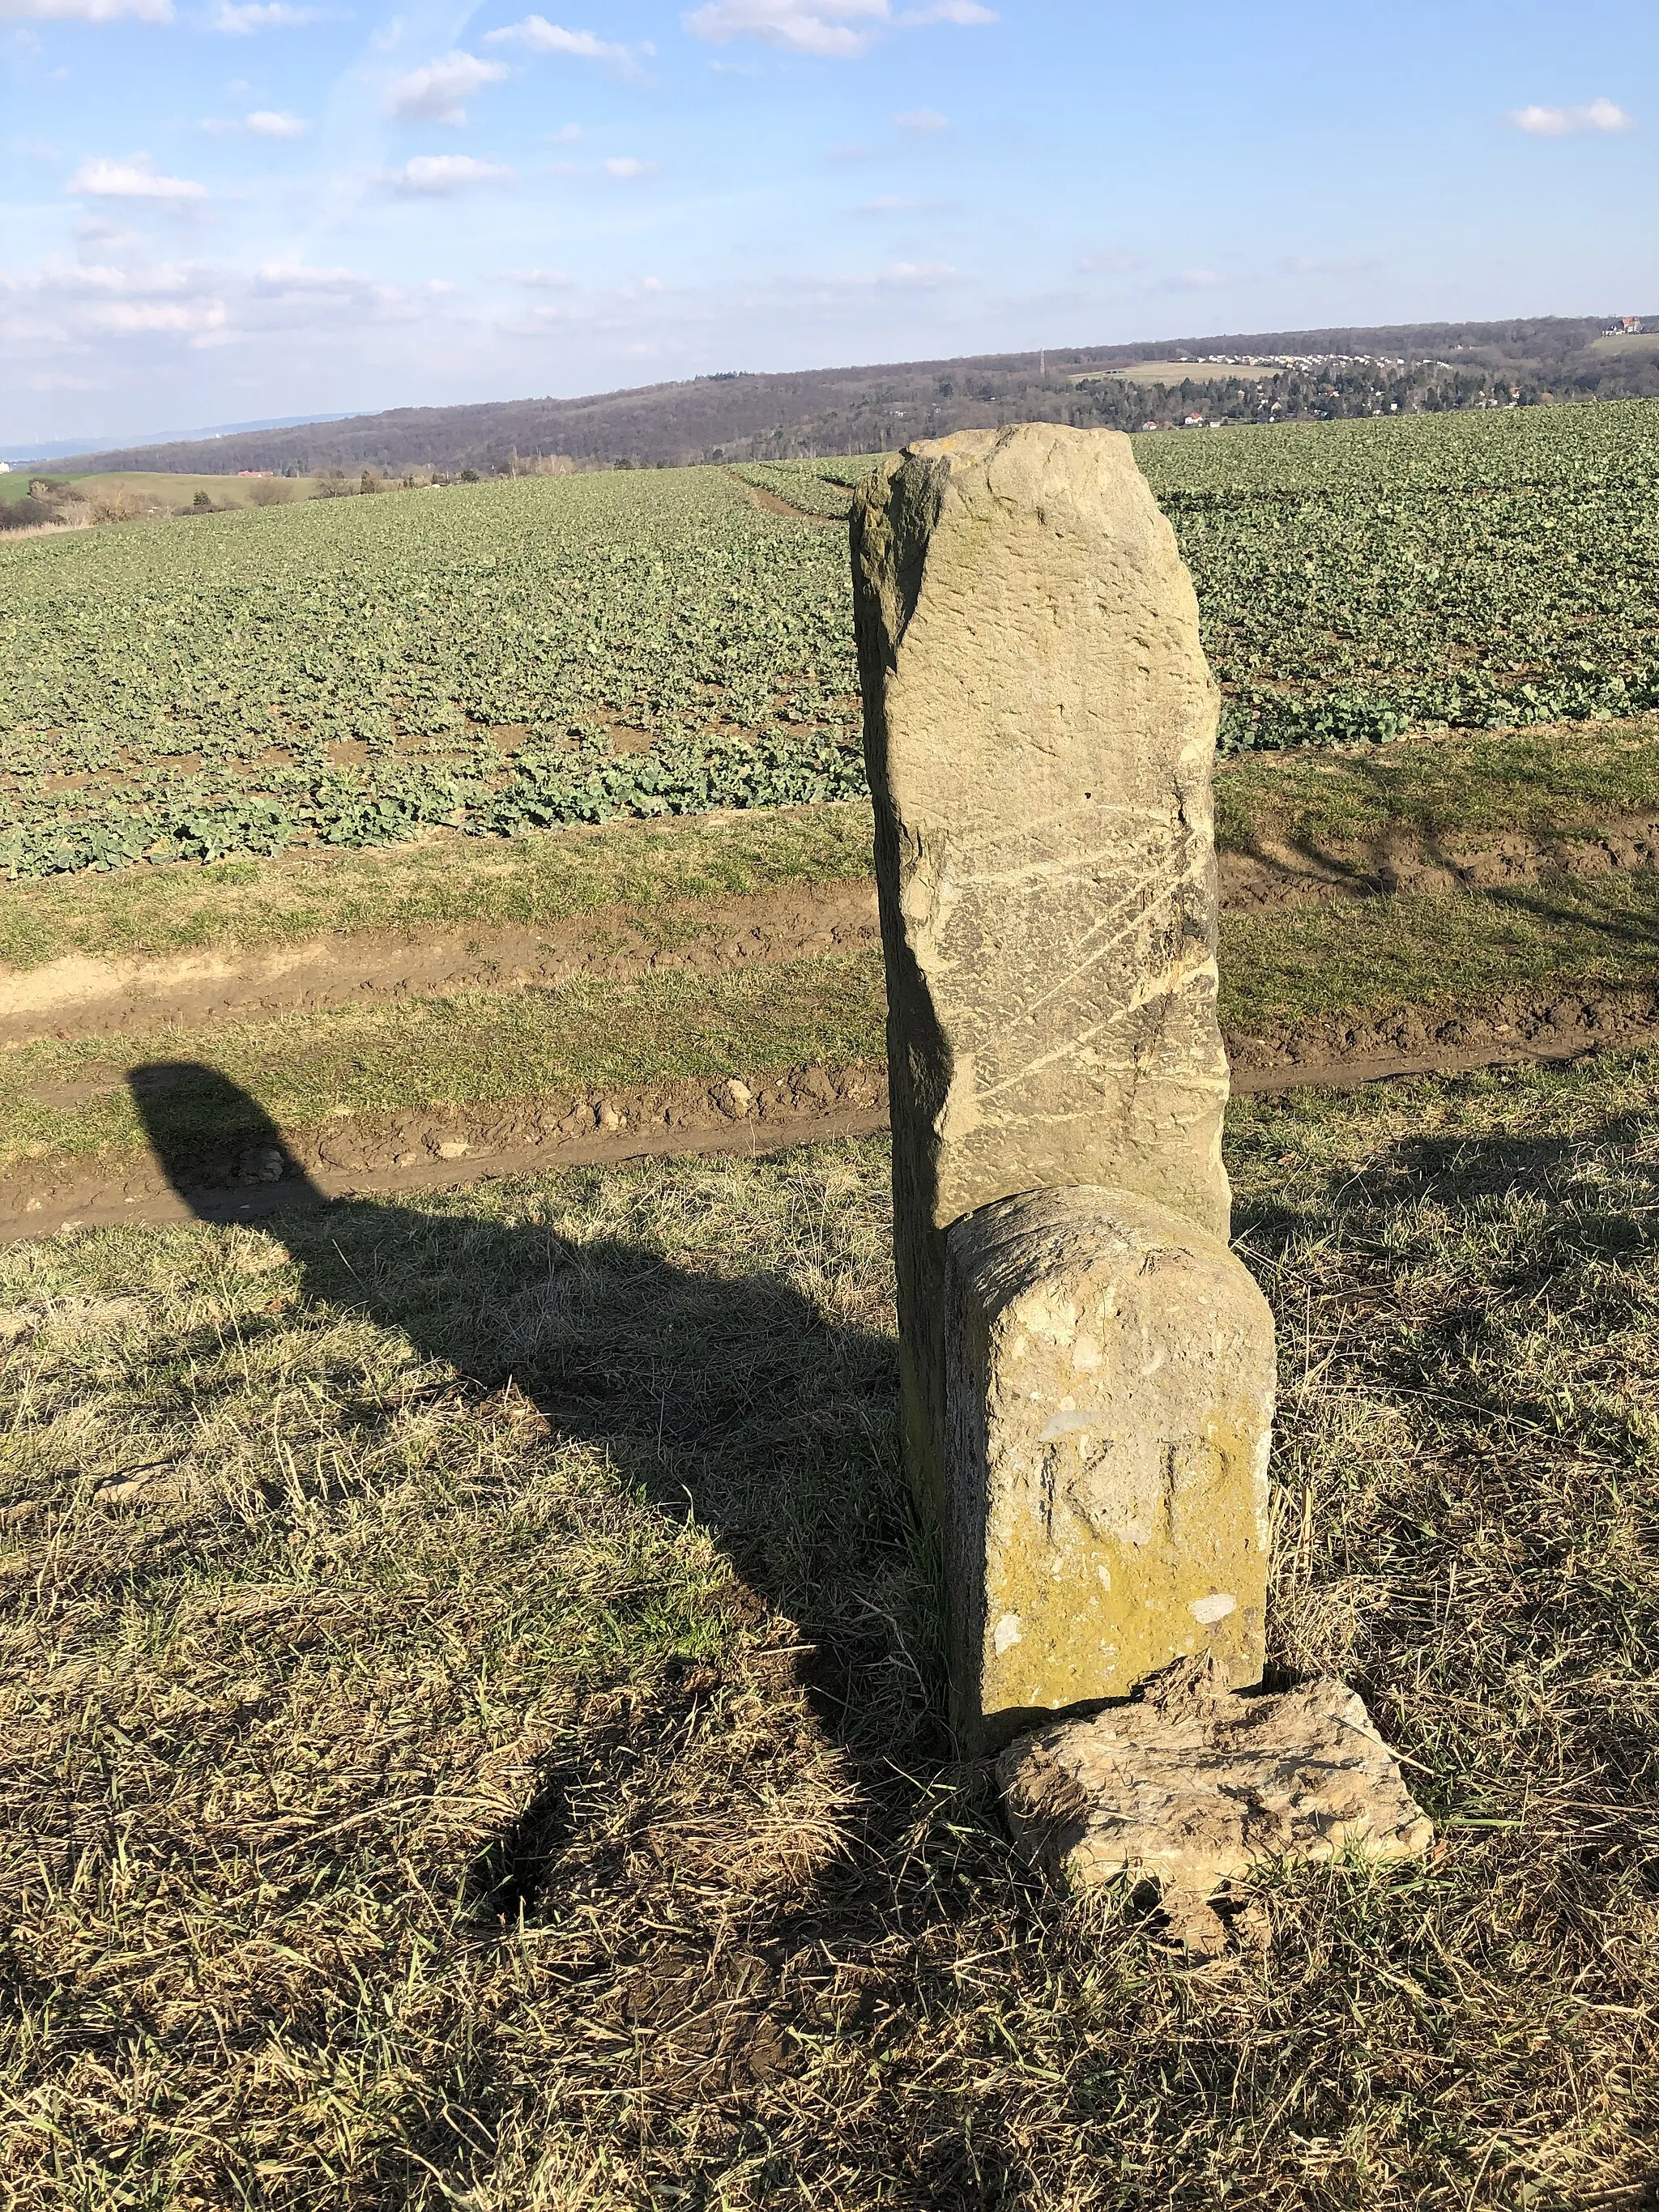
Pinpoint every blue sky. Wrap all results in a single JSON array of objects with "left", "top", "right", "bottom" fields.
[{"left": 2, "top": 0, "right": 1656, "bottom": 447}]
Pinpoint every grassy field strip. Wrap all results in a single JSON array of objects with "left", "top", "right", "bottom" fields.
[
  {"left": 5, "top": 718, "right": 1659, "bottom": 979},
  {"left": 1, "top": 1056, "right": 1656, "bottom": 2204},
  {"left": 1222, "top": 871, "right": 1659, "bottom": 1042},
  {"left": 0, "top": 802, "right": 876, "bottom": 972},
  {"left": 5, "top": 811, "right": 1657, "bottom": 1046},
  {"left": 0, "top": 878, "right": 881, "bottom": 1049},
  {"left": 7, "top": 871, "right": 1659, "bottom": 1217},
  {"left": 0, "top": 469, "right": 322, "bottom": 509}
]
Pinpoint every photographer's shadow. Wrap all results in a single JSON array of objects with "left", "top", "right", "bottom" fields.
[{"left": 128, "top": 1063, "right": 921, "bottom": 1775}]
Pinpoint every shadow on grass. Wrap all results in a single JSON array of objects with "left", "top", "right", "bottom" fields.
[
  {"left": 128, "top": 1061, "right": 944, "bottom": 1886},
  {"left": 1232, "top": 751, "right": 1659, "bottom": 962},
  {"left": 117, "top": 1061, "right": 1659, "bottom": 2206}
]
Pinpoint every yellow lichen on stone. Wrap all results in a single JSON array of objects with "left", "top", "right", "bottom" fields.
[{"left": 945, "top": 1185, "right": 1274, "bottom": 1749}]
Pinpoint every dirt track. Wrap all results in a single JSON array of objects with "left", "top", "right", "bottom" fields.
[
  {"left": 8, "top": 983, "right": 1657, "bottom": 1244},
  {"left": 0, "top": 880, "right": 881, "bottom": 1047},
  {"left": 10, "top": 812, "right": 1659, "bottom": 1046}
]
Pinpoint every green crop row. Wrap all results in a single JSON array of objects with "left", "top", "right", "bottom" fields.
[
  {"left": 5, "top": 406, "right": 1659, "bottom": 878},
  {"left": 0, "top": 468, "right": 864, "bottom": 876},
  {"left": 770, "top": 409, "right": 1659, "bottom": 748},
  {"left": 1146, "top": 403, "right": 1659, "bottom": 748}
]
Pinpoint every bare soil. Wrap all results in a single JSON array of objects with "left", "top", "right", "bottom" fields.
[
  {"left": 0, "top": 880, "right": 881, "bottom": 1046},
  {"left": 10, "top": 985, "right": 1659, "bottom": 1242},
  {"left": 0, "top": 1062, "right": 889, "bottom": 1242},
  {"left": 727, "top": 472, "right": 843, "bottom": 526},
  {"left": 1226, "top": 979, "right": 1659, "bottom": 1083}
]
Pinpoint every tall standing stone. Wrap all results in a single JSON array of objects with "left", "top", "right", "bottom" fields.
[{"left": 851, "top": 424, "right": 1272, "bottom": 1748}]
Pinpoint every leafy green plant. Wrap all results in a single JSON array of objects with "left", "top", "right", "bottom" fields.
[{"left": 9, "top": 407, "right": 1659, "bottom": 880}]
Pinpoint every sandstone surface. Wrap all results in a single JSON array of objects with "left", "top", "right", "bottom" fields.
[
  {"left": 997, "top": 1653, "right": 1434, "bottom": 1901},
  {"left": 851, "top": 424, "right": 1231, "bottom": 1536},
  {"left": 945, "top": 1185, "right": 1274, "bottom": 1747}
]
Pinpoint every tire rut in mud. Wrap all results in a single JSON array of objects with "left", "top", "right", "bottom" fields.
[{"left": 9, "top": 990, "right": 1659, "bottom": 1244}]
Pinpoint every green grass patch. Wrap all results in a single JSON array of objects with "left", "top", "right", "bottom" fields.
[
  {"left": 1220, "top": 871, "right": 1659, "bottom": 1035},
  {"left": 1217, "top": 714, "right": 1659, "bottom": 851},
  {"left": 1, "top": 1056, "right": 1657, "bottom": 2204},
  {"left": 0, "top": 801, "right": 875, "bottom": 970}
]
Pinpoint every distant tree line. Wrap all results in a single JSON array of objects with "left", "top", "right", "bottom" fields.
[{"left": 43, "top": 313, "right": 1659, "bottom": 480}]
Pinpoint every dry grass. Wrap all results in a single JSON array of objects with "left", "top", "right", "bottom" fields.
[{"left": 2, "top": 1056, "right": 1658, "bottom": 2208}]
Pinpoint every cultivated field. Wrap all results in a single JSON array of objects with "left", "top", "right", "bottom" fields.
[
  {"left": 3, "top": 404, "right": 1659, "bottom": 2206},
  {"left": 0, "top": 468, "right": 858, "bottom": 880},
  {"left": 5, "top": 403, "right": 1659, "bottom": 879}
]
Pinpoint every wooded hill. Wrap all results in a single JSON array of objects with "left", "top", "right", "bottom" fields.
[{"left": 42, "top": 313, "right": 1659, "bottom": 479}]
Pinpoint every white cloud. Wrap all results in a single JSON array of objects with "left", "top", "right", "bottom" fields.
[
  {"left": 0, "top": 254, "right": 196, "bottom": 296},
  {"left": 683, "top": 0, "right": 877, "bottom": 56},
  {"left": 252, "top": 259, "right": 376, "bottom": 298},
  {"left": 505, "top": 265, "right": 573, "bottom": 285},
  {"left": 484, "top": 15, "right": 643, "bottom": 70},
  {"left": 73, "top": 216, "right": 137, "bottom": 250},
  {"left": 2, "top": 0, "right": 173, "bottom": 19},
  {"left": 603, "top": 154, "right": 654, "bottom": 177},
  {"left": 246, "top": 261, "right": 447, "bottom": 321},
  {"left": 205, "top": 104, "right": 306, "bottom": 133},
  {"left": 386, "top": 152, "right": 514, "bottom": 192},
  {"left": 68, "top": 153, "right": 208, "bottom": 199},
  {"left": 0, "top": 248, "right": 471, "bottom": 411},
  {"left": 207, "top": 0, "right": 323, "bottom": 26},
  {"left": 94, "top": 298, "right": 226, "bottom": 331},
  {"left": 1508, "top": 96, "right": 1633, "bottom": 136},
  {"left": 893, "top": 105, "right": 946, "bottom": 130},
  {"left": 385, "top": 49, "right": 508, "bottom": 123},
  {"left": 684, "top": 0, "right": 990, "bottom": 49}
]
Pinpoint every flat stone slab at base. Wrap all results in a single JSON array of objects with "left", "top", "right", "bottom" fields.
[{"left": 997, "top": 1656, "right": 1432, "bottom": 1903}]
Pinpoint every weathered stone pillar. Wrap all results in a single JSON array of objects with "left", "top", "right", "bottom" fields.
[{"left": 851, "top": 423, "right": 1270, "bottom": 1749}]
